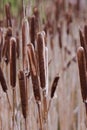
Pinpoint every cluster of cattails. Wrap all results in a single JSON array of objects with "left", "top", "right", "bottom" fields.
[
  {"left": 0, "top": 0, "right": 86, "bottom": 130},
  {"left": 0, "top": 2, "right": 61, "bottom": 130}
]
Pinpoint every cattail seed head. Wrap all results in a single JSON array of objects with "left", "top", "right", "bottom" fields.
[
  {"left": 0, "top": 67, "right": 7, "bottom": 92},
  {"left": 5, "top": 3, "right": 12, "bottom": 27},
  {"left": 79, "top": 30, "right": 87, "bottom": 68},
  {"left": 77, "top": 47, "right": 87, "bottom": 102},
  {"left": 37, "top": 31, "right": 46, "bottom": 89},
  {"left": 18, "top": 70, "right": 27, "bottom": 119},
  {"left": 57, "top": 25, "right": 62, "bottom": 49},
  {"left": 2, "top": 27, "right": 12, "bottom": 64},
  {"left": 0, "top": 29, "right": 3, "bottom": 62},
  {"left": 10, "top": 37, "right": 16, "bottom": 87},
  {"left": 16, "top": 31, "right": 20, "bottom": 59},
  {"left": 30, "top": 15, "right": 36, "bottom": 48},
  {"left": 84, "top": 25, "right": 87, "bottom": 45},
  {"left": 27, "top": 43, "right": 41, "bottom": 101},
  {"left": 51, "top": 75, "right": 60, "bottom": 98},
  {"left": 22, "top": 18, "right": 29, "bottom": 69}
]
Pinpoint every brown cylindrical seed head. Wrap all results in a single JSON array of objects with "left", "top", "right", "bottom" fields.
[
  {"left": 30, "top": 15, "right": 35, "bottom": 48},
  {"left": 84, "top": 25, "right": 87, "bottom": 45},
  {"left": 37, "top": 31, "right": 46, "bottom": 89},
  {"left": 27, "top": 43, "right": 41, "bottom": 101},
  {"left": 57, "top": 25, "right": 62, "bottom": 49},
  {"left": 77, "top": 47, "right": 87, "bottom": 102},
  {"left": 79, "top": 30, "right": 87, "bottom": 68},
  {"left": 51, "top": 75, "right": 60, "bottom": 98},
  {"left": 10, "top": 37, "right": 16, "bottom": 87},
  {"left": 22, "top": 18, "right": 29, "bottom": 69},
  {"left": 16, "top": 31, "right": 20, "bottom": 58},
  {"left": 0, "top": 29, "right": 3, "bottom": 62},
  {"left": 2, "top": 27, "right": 12, "bottom": 64},
  {"left": 5, "top": 3, "right": 12, "bottom": 27},
  {"left": 0, "top": 67, "right": 7, "bottom": 92},
  {"left": 18, "top": 70, "right": 27, "bottom": 119}
]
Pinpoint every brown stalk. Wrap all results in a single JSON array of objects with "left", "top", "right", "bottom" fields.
[
  {"left": 2, "top": 27, "right": 12, "bottom": 64},
  {"left": 77, "top": 47, "right": 87, "bottom": 102},
  {"left": 10, "top": 37, "right": 16, "bottom": 87},
  {"left": 18, "top": 71, "right": 27, "bottom": 123},
  {"left": 5, "top": 3, "right": 12, "bottom": 27}
]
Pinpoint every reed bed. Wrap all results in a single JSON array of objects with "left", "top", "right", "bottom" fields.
[{"left": 0, "top": 0, "right": 87, "bottom": 130}]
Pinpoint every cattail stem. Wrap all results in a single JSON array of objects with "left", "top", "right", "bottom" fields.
[
  {"left": 37, "top": 102, "right": 43, "bottom": 130},
  {"left": 6, "top": 92, "right": 12, "bottom": 110},
  {"left": 12, "top": 88, "right": 15, "bottom": 130},
  {"left": 43, "top": 91, "right": 48, "bottom": 122},
  {"left": 25, "top": 118, "right": 27, "bottom": 130}
]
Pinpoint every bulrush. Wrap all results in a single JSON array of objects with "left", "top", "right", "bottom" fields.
[
  {"left": 5, "top": 3, "right": 12, "bottom": 27},
  {"left": 77, "top": 47, "right": 87, "bottom": 102},
  {"left": 18, "top": 70, "right": 27, "bottom": 119},
  {"left": 79, "top": 30, "right": 87, "bottom": 54},
  {"left": 84, "top": 25, "right": 87, "bottom": 45},
  {"left": 2, "top": 27, "right": 12, "bottom": 64},
  {"left": 0, "top": 67, "right": 11, "bottom": 109},
  {"left": 10, "top": 37, "right": 16, "bottom": 87},
  {"left": 22, "top": 18, "right": 29, "bottom": 69},
  {"left": 37, "top": 31, "right": 48, "bottom": 127},
  {"left": 27, "top": 43, "right": 42, "bottom": 130},
  {"left": 16, "top": 31, "right": 20, "bottom": 59},
  {"left": 57, "top": 25, "right": 62, "bottom": 49},
  {"left": 37, "top": 31, "right": 46, "bottom": 89},
  {"left": 0, "top": 67, "right": 7, "bottom": 92},
  {"left": 79, "top": 30, "right": 87, "bottom": 68},
  {"left": 27, "top": 43, "right": 41, "bottom": 101},
  {"left": 51, "top": 75, "right": 60, "bottom": 98},
  {"left": 33, "top": 7, "right": 39, "bottom": 33},
  {"left": 30, "top": 15, "right": 36, "bottom": 48},
  {"left": 0, "top": 29, "right": 3, "bottom": 62}
]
